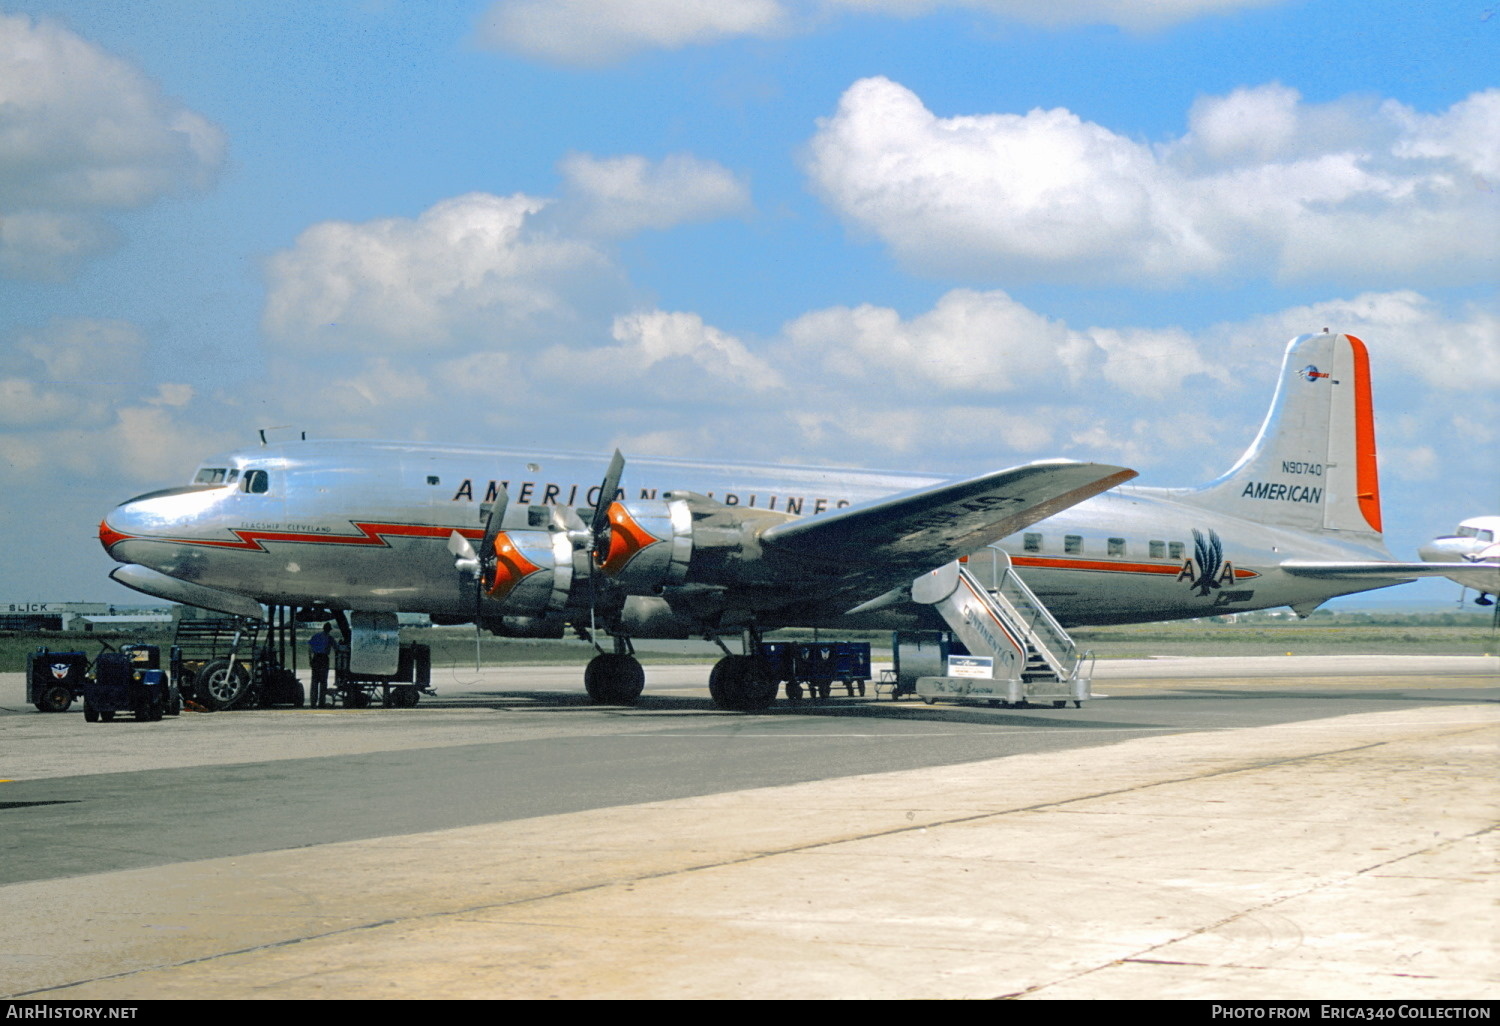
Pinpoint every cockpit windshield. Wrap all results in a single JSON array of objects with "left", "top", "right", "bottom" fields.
[
  {"left": 1455, "top": 526, "right": 1494, "bottom": 541},
  {"left": 192, "top": 466, "right": 267, "bottom": 492}
]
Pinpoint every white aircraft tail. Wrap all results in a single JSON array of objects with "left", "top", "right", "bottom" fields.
[{"left": 1187, "top": 332, "right": 1383, "bottom": 543}]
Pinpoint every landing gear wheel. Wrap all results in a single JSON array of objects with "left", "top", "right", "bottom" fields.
[
  {"left": 35, "top": 684, "right": 73, "bottom": 713},
  {"left": 708, "top": 656, "right": 777, "bottom": 712},
  {"left": 196, "top": 659, "right": 251, "bottom": 711},
  {"left": 585, "top": 654, "right": 645, "bottom": 705}
]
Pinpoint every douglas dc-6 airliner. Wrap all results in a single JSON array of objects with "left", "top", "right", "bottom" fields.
[{"left": 99, "top": 332, "right": 1499, "bottom": 710}]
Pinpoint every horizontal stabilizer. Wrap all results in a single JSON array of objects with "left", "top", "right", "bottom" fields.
[
  {"left": 1281, "top": 560, "right": 1500, "bottom": 591},
  {"left": 762, "top": 460, "right": 1136, "bottom": 572}
]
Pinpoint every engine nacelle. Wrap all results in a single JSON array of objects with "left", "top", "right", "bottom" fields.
[
  {"left": 483, "top": 529, "right": 574, "bottom": 618},
  {"left": 596, "top": 498, "right": 694, "bottom": 592}
]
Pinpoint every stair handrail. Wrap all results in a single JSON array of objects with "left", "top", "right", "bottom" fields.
[{"left": 992, "top": 565, "right": 1079, "bottom": 678}]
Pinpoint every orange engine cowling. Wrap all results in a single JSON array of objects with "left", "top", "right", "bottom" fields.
[
  {"left": 595, "top": 498, "right": 693, "bottom": 594},
  {"left": 485, "top": 529, "right": 574, "bottom": 617}
]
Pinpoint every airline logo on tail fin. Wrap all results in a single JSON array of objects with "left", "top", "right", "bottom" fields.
[{"left": 1187, "top": 333, "right": 1383, "bottom": 543}]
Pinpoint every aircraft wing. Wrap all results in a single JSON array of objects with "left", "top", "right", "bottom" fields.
[
  {"left": 1281, "top": 560, "right": 1500, "bottom": 591},
  {"left": 759, "top": 460, "right": 1136, "bottom": 592}
]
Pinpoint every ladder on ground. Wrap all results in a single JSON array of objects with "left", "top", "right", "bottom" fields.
[{"left": 909, "top": 547, "right": 1093, "bottom": 706}]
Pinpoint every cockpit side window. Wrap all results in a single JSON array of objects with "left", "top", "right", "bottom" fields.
[
  {"left": 242, "top": 469, "right": 270, "bottom": 494},
  {"left": 1480, "top": 530, "right": 1495, "bottom": 543}
]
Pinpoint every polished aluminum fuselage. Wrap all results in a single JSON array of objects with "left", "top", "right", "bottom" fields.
[{"left": 103, "top": 440, "right": 1396, "bottom": 628}]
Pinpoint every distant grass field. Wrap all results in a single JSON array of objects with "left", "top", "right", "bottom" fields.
[{"left": 3, "top": 611, "right": 1495, "bottom": 674}]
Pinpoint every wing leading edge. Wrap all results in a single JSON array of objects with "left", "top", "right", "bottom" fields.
[{"left": 761, "top": 460, "right": 1137, "bottom": 575}]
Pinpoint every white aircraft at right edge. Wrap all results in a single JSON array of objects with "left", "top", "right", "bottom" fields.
[{"left": 1419, "top": 515, "right": 1500, "bottom": 605}]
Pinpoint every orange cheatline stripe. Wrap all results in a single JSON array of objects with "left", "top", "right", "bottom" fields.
[
  {"left": 1011, "top": 555, "right": 1259, "bottom": 580},
  {"left": 1344, "top": 334, "right": 1382, "bottom": 534},
  {"left": 100, "top": 520, "right": 485, "bottom": 553}
]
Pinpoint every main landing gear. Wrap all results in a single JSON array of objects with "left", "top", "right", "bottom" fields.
[
  {"left": 581, "top": 632, "right": 779, "bottom": 712},
  {"left": 708, "top": 654, "right": 778, "bottom": 712},
  {"left": 584, "top": 638, "right": 645, "bottom": 705}
]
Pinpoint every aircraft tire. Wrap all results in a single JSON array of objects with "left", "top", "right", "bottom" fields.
[
  {"left": 196, "top": 660, "right": 251, "bottom": 711},
  {"left": 584, "top": 654, "right": 644, "bottom": 705},
  {"left": 708, "top": 656, "right": 776, "bottom": 712}
]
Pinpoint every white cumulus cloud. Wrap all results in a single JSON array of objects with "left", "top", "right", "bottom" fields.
[
  {"left": 475, "top": 0, "right": 789, "bottom": 65},
  {"left": 825, "top": 0, "right": 1287, "bottom": 30},
  {"left": 262, "top": 192, "right": 617, "bottom": 350},
  {"left": 0, "top": 13, "right": 225, "bottom": 279},
  {"left": 806, "top": 77, "right": 1500, "bottom": 287},
  {"left": 475, "top": 0, "right": 1288, "bottom": 65},
  {"left": 558, "top": 152, "right": 751, "bottom": 236}
]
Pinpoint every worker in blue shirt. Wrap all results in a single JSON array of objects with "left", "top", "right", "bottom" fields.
[{"left": 308, "top": 623, "right": 337, "bottom": 707}]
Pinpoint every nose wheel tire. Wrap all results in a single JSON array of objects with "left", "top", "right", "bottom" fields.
[{"left": 585, "top": 654, "right": 645, "bottom": 705}]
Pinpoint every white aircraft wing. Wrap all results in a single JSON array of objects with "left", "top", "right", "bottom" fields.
[
  {"left": 754, "top": 460, "right": 1136, "bottom": 617},
  {"left": 1281, "top": 560, "right": 1500, "bottom": 591}
]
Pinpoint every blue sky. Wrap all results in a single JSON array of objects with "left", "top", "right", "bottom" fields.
[{"left": 1, "top": 0, "right": 1495, "bottom": 606}]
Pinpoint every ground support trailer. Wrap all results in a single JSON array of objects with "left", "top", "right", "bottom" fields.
[
  {"left": 759, "top": 642, "right": 872, "bottom": 700},
  {"left": 332, "top": 641, "right": 432, "bottom": 708},
  {"left": 27, "top": 649, "right": 87, "bottom": 713}
]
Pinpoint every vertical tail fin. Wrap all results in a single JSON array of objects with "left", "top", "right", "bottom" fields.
[{"left": 1190, "top": 333, "right": 1382, "bottom": 542}]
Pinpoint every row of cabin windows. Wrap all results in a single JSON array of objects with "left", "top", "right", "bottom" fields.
[
  {"left": 194, "top": 467, "right": 270, "bottom": 493},
  {"left": 1022, "top": 533, "right": 1186, "bottom": 560}
]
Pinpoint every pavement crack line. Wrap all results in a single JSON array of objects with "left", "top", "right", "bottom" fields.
[
  {"left": 1000, "top": 819, "right": 1498, "bottom": 999},
  {"left": 14, "top": 725, "right": 1491, "bottom": 997}
]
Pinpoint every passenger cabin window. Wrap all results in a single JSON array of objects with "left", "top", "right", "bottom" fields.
[
  {"left": 1064, "top": 535, "right": 1082, "bottom": 554},
  {"left": 1108, "top": 537, "right": 1125, "bottom": 556},
  {"left": 1149, "top": 540, "right": 1166, "bottom": 558},
  {"left": 1023, "top": 532, "right": 1042, "bottom": 553},
  {"left": 1169, "top": 541, "right": 1185, "bottom": 560},
  {"left": 242, "top": 470, "right": 270, "bottom": 494}
]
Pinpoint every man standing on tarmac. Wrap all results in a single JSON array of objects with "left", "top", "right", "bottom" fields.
[{"left": 308, "top": 623, "right": 337, "bottom": 708}]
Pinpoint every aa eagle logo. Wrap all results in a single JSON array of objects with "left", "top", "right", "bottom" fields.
[
  {"left": 1179, "top": 528, "right": 1237, "bottom": 597},
  {"left": 51, "top": 663, "right": 72, "bottom": 680}
]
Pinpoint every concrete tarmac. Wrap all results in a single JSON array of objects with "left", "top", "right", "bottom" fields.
[{"left": 1, "top": 657, "right": 1495, "bottom": 1000}]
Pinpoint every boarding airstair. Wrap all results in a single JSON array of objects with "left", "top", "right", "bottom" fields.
[{"left": 909, "top": 547, "right": 1093, "bottom": 707}]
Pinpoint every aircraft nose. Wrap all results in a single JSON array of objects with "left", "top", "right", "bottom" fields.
[
  {"left": 99, "top": 500, "right": 152, "bottom": 563},
  {"left": 99, "top": 490, "right": 189, "bottom": 565},
  {"left": 1417, "top": 538, "right": 1463, "bottom": 563}
]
